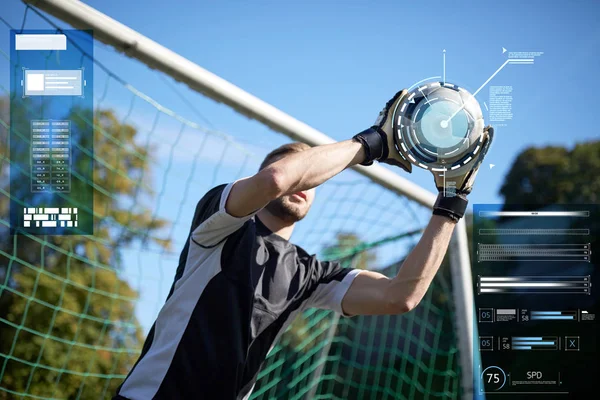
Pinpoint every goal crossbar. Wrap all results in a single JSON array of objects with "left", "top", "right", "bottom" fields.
[{"left": 22, "top": 0, "right": 475, "bottom": 397}]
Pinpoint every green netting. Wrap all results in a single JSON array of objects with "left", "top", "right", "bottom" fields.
[
  {"left": 0, "top": 3, "right": 461, "bottom": 399},
  {"left": 250, "top": 235, "right": 460, "bottom": 400}
]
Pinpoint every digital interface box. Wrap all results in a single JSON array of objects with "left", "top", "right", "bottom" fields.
[
  {"left": 473, "top": 204, "right": 598, "bottom": 399},
  {"left": 9, "top": 30, "right": 93, "bottom": 235}
]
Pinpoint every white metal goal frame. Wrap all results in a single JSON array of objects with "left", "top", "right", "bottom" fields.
[{"left": 22, "top": 0, "right": 476, "bottom": 397}]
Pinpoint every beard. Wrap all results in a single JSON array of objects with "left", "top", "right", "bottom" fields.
[{"left": 265, "top": 196, "right": 309, "bottom": 224}]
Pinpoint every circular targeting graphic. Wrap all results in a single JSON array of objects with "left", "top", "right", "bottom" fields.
[
  {"left": 392, "top": 81, "right": 485, "bottom": 172},
  {"left": 481, "top": 366, "right": 507, "bottom": 391}
]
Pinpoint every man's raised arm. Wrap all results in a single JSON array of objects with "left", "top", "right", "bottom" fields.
[
  {"left": 225, "top": 90, "right": 418, "bottom": 219},
  {"left": 340, "top": 215, "right": 457, "bottom": 316},
  {"left": 225, "top": 140, "right": 365, "bottom": 218},
  {"left": 341, "top": 124, "right": 494, "bottom": 316}
]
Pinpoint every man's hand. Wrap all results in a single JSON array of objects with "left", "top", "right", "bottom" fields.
[
  {"left": 430, "top": 125, "right": 494, "bottom": 222},
  {"left": 352, "top": 90, "right": 412, "bottom": 173},
  {"left": 226, "top": 90, "right": 423, "bottom": 217},
  {"left": 340, "top": 125, "right": 494, "bottom": 317},
  {"left": 433, "top": 125, "right": 494, "bottom": 195}
]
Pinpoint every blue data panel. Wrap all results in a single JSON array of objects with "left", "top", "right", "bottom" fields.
[
  {"left": 9, "top": 30, "right": 93, "bottom": 235},
  {"left": 473, "top": 204, "right": 598, "bottom": 399}
]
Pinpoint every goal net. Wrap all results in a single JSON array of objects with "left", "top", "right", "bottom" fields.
[{"left": 0, "top": 3, "right": 462, "bottom": 399}]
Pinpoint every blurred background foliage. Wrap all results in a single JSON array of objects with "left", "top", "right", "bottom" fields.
[{"left": 0, "top": 98, "right": 170, "bottom": 399}]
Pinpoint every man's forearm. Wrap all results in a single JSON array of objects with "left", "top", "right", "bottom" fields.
[
  {"left": 267, "top": 140, "right": 365, "bottom": 196},
  {"left": 385, "top": 215, "right": 457, "bottom": 311}
]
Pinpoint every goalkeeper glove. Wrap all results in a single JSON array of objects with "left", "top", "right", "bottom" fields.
[
  {"left": 432, "top": 125, "right": 494, "bottom": 222},
  {"left": 352, "top": 89, "right": 412, "bottom": 173}
]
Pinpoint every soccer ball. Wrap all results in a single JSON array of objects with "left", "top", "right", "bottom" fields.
[{"left": 392, "top": 82, "right": 485, "bottom": 173}]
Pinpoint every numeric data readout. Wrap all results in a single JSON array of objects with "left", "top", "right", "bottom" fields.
[{"left": 472, "top": 204, "right": 598, "bottom": 399}]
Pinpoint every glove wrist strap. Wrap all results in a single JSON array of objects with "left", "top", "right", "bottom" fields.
[
  {"left": 352, "top": 126, "right": 387, "bottom": 166},
  {"left": 432, "top": 191, "right": 468, "bottom": 222}
]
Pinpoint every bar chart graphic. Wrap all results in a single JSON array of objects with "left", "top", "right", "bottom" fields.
[
  {"left": 473, "top": 204, "right": 598, "bottom": 395},
  {"left": 529, "top": 311, "right": 577, "bottom": 321},
  {"left": 478, "top": 228, "right": 590, "bottom": 236},
  {"left": 478, "top": 276, "right": 591, "bottom": 295},
  {"left": 478, "top": 210, "right": 590, "bottom": 217},
  {"left": 512, "top": 336, "right": 558, "bottom": 351},
  {"left": 477, "top": 243, "right": 591, "bottom": 262}
]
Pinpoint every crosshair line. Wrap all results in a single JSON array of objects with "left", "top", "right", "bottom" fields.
[{"left": 444, "top": 58, "right": 514, "bottom": 123}]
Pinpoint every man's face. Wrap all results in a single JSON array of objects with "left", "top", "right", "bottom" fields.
[{"left": 265, "top": 187, "right": 315, "bottom": 224}]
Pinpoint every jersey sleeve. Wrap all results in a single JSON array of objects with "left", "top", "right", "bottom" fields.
[
  {"left": 305, "top": 260, "right": 362, "bottom": 317},
  {"left": 190, "top": 179, "right": 259, "bottom": 247}
]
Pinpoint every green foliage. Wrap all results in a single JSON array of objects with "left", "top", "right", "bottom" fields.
[
  {"left": 322, "top": 232, "right": 376, "bottom": 271},
  {"left": 0, "top": 98, "right": 170, "bottom": 399},
  {"left": 500, "top": 141, "right": 600, "bottom": 204}
]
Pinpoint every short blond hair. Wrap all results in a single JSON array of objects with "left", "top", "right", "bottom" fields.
[{"left": 259, "top": 142, "right": 311, "bottom": 171}]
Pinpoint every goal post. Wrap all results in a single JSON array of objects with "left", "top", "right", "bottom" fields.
[{"left": 18, "top": 0, "right": 475, "bottom": 397}]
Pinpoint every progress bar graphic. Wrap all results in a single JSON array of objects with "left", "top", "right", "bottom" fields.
[
  {"left": 479, "top": 210, "right": 590, "bottom": 217},
  {"left": 530, "top": 311, "right": 577, "bottom": 321},
  {"left": 477, "top": 243, "right": 591, "bottom": 262},
  {"left": 512, "top": 336, "right": 558, "bottom": 350},
  {"left": 478, "top": 276, "right": 591, "bottom": 295},
  {"left": 478, "top": 228, "right": 590, "bottom": 236},
  {"left": 473, "top": 204, "right": 598, "bottom": 396}
]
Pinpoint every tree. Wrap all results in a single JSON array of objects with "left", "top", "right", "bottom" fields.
[
  {"left": 0, "top": 97, "right": 170, "bottom": 399},
  {"left": 499, "top": 141, "right": 600, "bottom": 204},
  {"left": 322, "top": 232, "right": 376, "bottom": 271}
]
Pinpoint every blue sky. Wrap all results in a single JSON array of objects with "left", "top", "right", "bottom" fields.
[
  {"left": 9, "top": 0, "right": 596, "bottom": 204},
  {"left": 2, "top": 0, "right": 599, "bottom": 332}
]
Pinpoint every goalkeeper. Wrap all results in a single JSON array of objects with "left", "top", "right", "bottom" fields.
[{"left": 114, "top": 90, "right": 492, "bottom": 400}]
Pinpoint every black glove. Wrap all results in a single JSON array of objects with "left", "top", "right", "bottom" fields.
[
  {"left": 352, "top": 89, "right": 412, "bottom": 173},
  {"left": 432, "top": 126, "right": 494, "bottom": 222}
]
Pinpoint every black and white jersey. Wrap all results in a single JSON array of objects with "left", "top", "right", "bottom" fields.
[{"left": 115, "top": 181, "right": 361, "bottom": 400}]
